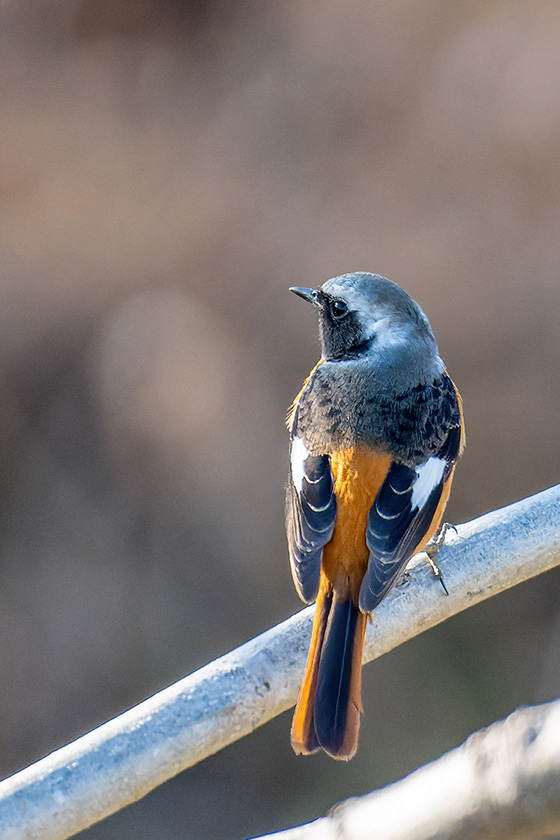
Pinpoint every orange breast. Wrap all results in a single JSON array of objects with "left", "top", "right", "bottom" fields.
[{"left": 322, "top": 447, "right": 392, "bottom": 600}]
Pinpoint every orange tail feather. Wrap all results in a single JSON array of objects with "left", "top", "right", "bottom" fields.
[{"left": 291, "top": 584, "right": 367, "bottom": 760}]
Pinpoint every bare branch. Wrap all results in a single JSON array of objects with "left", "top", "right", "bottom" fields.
[
  {"left": 255, "top": 699, "right": 560, "bottom": 840},
  {"left": 0, "top": 484, "right": 559, "bottom": 840}
]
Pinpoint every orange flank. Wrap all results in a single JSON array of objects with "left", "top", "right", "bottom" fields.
[
  {"left": 285, "top": 360, "right": 323, "bottom": 433},
  {"left": 323, "top": 448, "right": 392, "bottom": 598}
]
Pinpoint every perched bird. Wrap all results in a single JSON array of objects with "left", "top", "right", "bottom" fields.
[{"left": 286, "top": 272, "right": 464, "bottom": 760}]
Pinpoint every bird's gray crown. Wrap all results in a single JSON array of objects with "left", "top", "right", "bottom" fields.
[
  {"left": 321, "top": 272, "right": 430, "bottom": 331},
  {"left": 314, "top": 272, "right": 443, "bottom": 386}
]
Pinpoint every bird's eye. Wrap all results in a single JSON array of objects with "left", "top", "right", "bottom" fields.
[{"left": 329, "top": 299, "right": 349, "bottom": 320}]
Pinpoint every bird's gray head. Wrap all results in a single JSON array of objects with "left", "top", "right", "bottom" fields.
[{"left": 290, "top": 272, "right": 443, "bottom": 381}]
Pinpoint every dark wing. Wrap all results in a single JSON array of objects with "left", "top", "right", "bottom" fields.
[
  {"left": 359, "top": 408, "right": 463, "bottom": 614},
  {"left": 286, "top": 436, "right": 336, "bottom": 604}
]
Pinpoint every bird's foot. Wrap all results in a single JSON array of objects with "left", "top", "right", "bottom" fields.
[{"left": 423, "top": 523, "right": 457, "bottom": 595}]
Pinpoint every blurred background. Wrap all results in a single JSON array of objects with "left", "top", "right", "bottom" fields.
[{"left": 1, "top": 1, "right": 560, "bottom": 837}]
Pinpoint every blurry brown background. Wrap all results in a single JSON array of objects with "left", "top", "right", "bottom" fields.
[{"left": 1, "top": 1, "right": 560, "bottom": 838}]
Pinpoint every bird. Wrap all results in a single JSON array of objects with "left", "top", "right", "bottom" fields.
[{"left": 286, "top": 272, "right": 464, "bottom": 760}]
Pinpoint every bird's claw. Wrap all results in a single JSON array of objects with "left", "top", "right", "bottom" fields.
[{"left": 423, "top": 522, "right": 457, "bottom": 595}]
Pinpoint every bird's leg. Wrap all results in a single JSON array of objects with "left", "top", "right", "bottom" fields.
[{"left": 423, "top": 523, "right": 457, "bottom": 595}]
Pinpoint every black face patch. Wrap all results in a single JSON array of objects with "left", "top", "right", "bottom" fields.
[
  {"left": 319, "top": 306, "right": 370, "bottom": 360},
  {"left": 347, "top": 336, "right": 375, "bottom": 357}
]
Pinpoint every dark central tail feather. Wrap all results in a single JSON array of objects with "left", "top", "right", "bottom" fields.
[
  {"left": 291, "top": 585, "right": 367, "bottom": 760},
  {"left": 314, "top": 595, "right": 365, "bottom": 758}
]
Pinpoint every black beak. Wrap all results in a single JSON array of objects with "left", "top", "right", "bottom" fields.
[{"left": 289, "top": 287, "right": 324, "bottom": 307}]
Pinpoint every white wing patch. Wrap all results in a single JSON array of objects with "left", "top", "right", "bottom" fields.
[
  {"left": 290, "top": 436, "right": 310, "bottom": 493},
  {"left": 411, "top": 457, "right": 445, "bottom": 511}
]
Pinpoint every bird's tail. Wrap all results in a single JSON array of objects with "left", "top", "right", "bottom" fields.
[{"left": 291, "top": 583, "right": 367, "bottom": 760}]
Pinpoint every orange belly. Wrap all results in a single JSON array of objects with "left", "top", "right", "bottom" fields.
[{"left": 322, "top": 447, "right": 392, "bottom": 600}]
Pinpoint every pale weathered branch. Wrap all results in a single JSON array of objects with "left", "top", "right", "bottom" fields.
[
  {"left": 254, "top": 699, "right": 560, "bottom": 840},
  {"left": 0, "top": 484, "right": 559, "bottom": 840}
]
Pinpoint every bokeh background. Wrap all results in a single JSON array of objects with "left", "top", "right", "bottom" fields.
[{"left": 1, "top": 1, "right": 560, "bottom": 838}]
